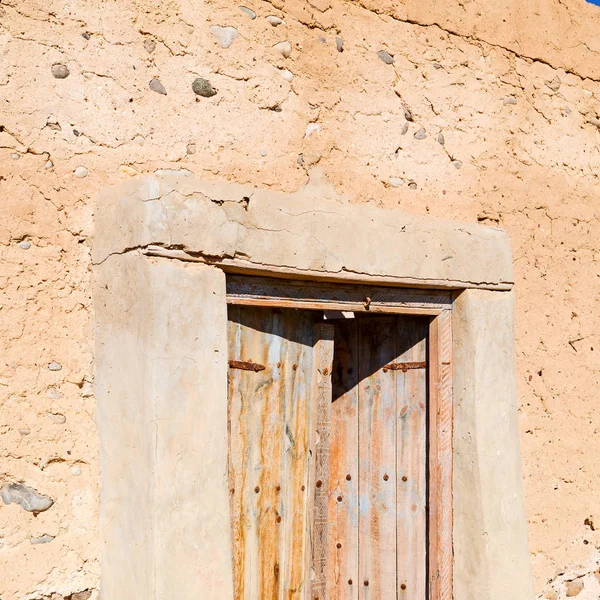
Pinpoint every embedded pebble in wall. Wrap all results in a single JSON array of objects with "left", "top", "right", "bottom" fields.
[
  {"left": 1, "top": 483, "right": 54, "bottom": 513},
  {"left": 401, "top": 105, "right": 413, "bottom": 121},
  {"left": 587, "top": 117, "right": 600, "bottom": 128},
  {"left": 18, "top": 240, "right": 31, "bottom": 250},
  {"left": 408, "top": 181, "right": 417, "bottom": 189},
  {"left": 297, "top": 153, "right": 303, "bottom": 165},
  {"left": 305, "top": 123, "right": 321, "bottom": 137},
  {"left": 432, "top": 62, "right": 442, "bottom": 69},
  {"left": 389, "top": 177, "right": 404, "bottom": 187},
  {"left": 452, "top": 160, "right": 463, "bottom": 169},
  {"left": 143, "top": 38, "right": 156, "bottom": 53},
  {"left": 267, "top": 16, "right": 285, "bottom": 26},
  {"left": 74, "top": 166, "right": 88, "bottom": 178},
  {"left": 192, "top": 77, "right": 217, "bottom": 97},
  {"left": 149, "top": 79, "right": 167, "bottom": 95},
  {"left": 48, "top": 361, "right": 62, "bottom": 371},
  {"left": 47, "top": 413, "right": 66, "bottom": 425},
  {"left": 46, "top": 386, "right": 62, "bottom": 399},
  {"left": 565, "top": 579, "right": 584, "bottom": 596},
  {"left": 274, "top": 41, "right": 292, "bottom": 58},
  {"left": 30, "top": 534, "right": 55, "bottom": 545},
  {"left": 336, "top": 37, "right": 344, "bottom": 52},
  {"left": 51, "top": 63, "right": 70, "bottom": 79},
  {"left": 280, "top": 69, "right": 293, "bottom": 82},
  {"left": 186, "top": 143, "right": 196, "bottom": 155},
  {"left": 260, "top": 150, "right": 267, "bottom": 156},
  {"left": 82, "top": 32, "right": 90, "bottom": 40},
  {"left": 377, "top": 50, "right": 394, "bottom": 64},
  {"left": 503, "top": 95, "right": 517, "bottom": 105},
  {"left": 45, "top": 160, "right": 53, "bottom": 169},
  {"left": 81, "top": 381, "right": 94, "bottom": 398},
  {"left": 11, "top": 153, "right": 19, "bottom": 159},
  {"left": 239, "top": 6, "right": 256, "bottom": 19},
  {"left": 210, "top": 25, "right": 238, "bottom": 49},
  {"left": 414, "top": 128, "right": 426, "bottom": 140},
  {"left": 437, "top": 132, "right": 445, "bottom": 145},
  {"left": 71, "top": 465, "right": 82, "bottom": 476},
  {"left": 546, "top": 77, "right": 561, "bottom": 92},
  {"left": 19, "top": 429, "right": 30, "bottom": 436},
  {"left": 401, "top": 122, "right": 409, "bottom": 135}
]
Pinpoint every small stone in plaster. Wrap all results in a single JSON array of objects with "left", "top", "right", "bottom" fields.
[
  {"left": 71, "top": 465, "right": 82, "bottom": 476},
  {"left": 11, "top": 153, "right": 19, "bottom": 160},
  {"left": 45, "top": 160, "right": 54, "bottom": 169},
  {"left": 401, "top": 122, "right": 409, "bottom": 135},
  {"left": 452, "top": 160, "right": 463, "bottom": 169},
  {"left": 546, "top": 77, "right": 561, "bottom": 92},
  {"left": 18, "top": 240, "right": 31, "bottom": 250},
  {"left": 81, "top": 381, "right": 94, "bottom": 398},
  {"left": 297, "top": 153, "right": 303, "bottom": 165},
  {"left": 583, "top": 89, "right": 593, "bottom": 98},
  {"left": 149, "top": 78, "right": 167, "bottom": 95},
  {"left": 82, "top": 32, "right": 91, "bottom": 40},
  {"left": 408, "top": 181, "right": 417, "bottom": 190},
  {"left": 401, "top": 104, "right": 413, "bottom": 121},
  {"left": 210, "top": 25, "right": 238, "bottom": 49},
  {"left": 414, "top": 128, "right": 426, "bottom": 140},
  {"left": 279, "top": 69, "right": 293, "bottom": 82},
  {"left": 51, "top": 64, "right": 70, "bottom": 79},
  {"left": 305, "top": 123, "right": 321, "bottom": 137},
  {"left": 336, "top": 37, "right": 343, "bottom": 52},
  {"left": 432, "top": 62, "right": 442, "bottom": 69},
  {"left": 565, "top": 578, "right": 584, "bottom": 596},
  {"left": 587, "top": 117, "right": 600, "bottom": 128},
  {"left": 274, "top": 41, "right": 292, "bottom": 58},
  {"left": 19, "top": 429, "right": 30, "bottom": 436},
  {"left": 119, "top": 165, "right": 139, "bottom": 177},
  {"left": 30, "top": 534, "right": 55, "bottom": 544},
  {"left": 47, "top": 413, "right": 66, "bottom": 425},
  {"left": 239, "top": 6, "right": 256, "bottom": 19},
  {"left": 437, "top": 132, "right": 445, "bottom": 145},
  {"left": 143, "top": 38, "right": 157, "bottom": 53},
  {"left": 503, "top": 95, "right": 517, "bottom": 105},
  {"left": 74, "top": 166, "right": 88, "bottom": 178},
  {"left": 48, "top": 362, "right": 62, "bottom": 371},
  {"left": 192, "top": 77, "right": 217, "bottom": 97},
  {"left": 1, "top": 483, "right": 54, "bottom": 513},
  {"left": 47, "top": 387, "right": 62, "bottom": 399},
  {"left": 377, "top": 50, "right": 394, "bottom": 64},
  {"left": 186, "top": 143, "right": 196, "bottom": 154},
  {"left": 389, "top": 177, "right": 404, "bottom": 187},
  {"left": 267, "top": 16, "right": 285, "bottom": 26},
  {"left": 260, "top": 150, "right": 267, "bottom": 157}
]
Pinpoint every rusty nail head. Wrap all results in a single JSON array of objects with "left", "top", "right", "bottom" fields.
[
  {"left": 292, "top": 364, "right": 298, "bottom": 370},
  {"left": 402, "top": 475, "right": 408, "bottom": 482},
  {"left": 348, "top": 580, "right": 353, "bottom": 585},
  {"left": 337, "top": 495, "right": 343, "bottom": 502},
  {"left": 276, "top": 515, "right": 282, "bottom": 523},
  {"left": 401, "top": 584, "right": 407, "bottom": 591},
  {"left": 336, "top": 542, "right": 342, "bottom": 549},
  {"left": 346, "top": 474, "right": 351, "bottom": 481},
  {"left": 383, "top": 474, "right": 389, "bottom": 481},
  {"left": 254, "top": 486, "right": 260, "bottom": 493},
  {"left": 364, "top": 580, "right": 369, "bottom": 587},
  {"left": 276, "top": 485, "right": 281, "bottom": 491},
  {"left": 323, "top": 368, "right": 329, "bottom": 375},
  {"left": 316, "top": 480, "right": 322, "bottom": 488},
  {"left": 301, "top": 485, "right": 305, "bottom": 491}
]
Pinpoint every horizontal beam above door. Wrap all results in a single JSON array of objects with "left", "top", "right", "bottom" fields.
[{"left": 226, "top": 275, "right": 452, "bottom": 315}]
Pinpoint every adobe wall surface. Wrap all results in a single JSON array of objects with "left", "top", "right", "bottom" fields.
[{"left": 1, "top": 0, "right": 600, "bottom": 598}]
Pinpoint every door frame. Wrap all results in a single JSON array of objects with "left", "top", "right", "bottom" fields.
[{"left": 226, "top": 275, "right": 454, "bottom": 600}]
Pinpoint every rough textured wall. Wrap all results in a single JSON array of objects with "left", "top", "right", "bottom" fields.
[{"left": 1, "top": 0, "right": 599, "bottom": 598}]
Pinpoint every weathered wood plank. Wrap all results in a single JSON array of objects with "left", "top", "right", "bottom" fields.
[
  {"left": 309, "top": 323, "right": 335, "bottom": 600},
  {"left": 396, "top": 317, "right": 428, "bottom": 599},
  {"left": 358, "top": 317, "right": 397, "bottom": 599},
  {"left": 326, "top": 321, "right": 359, "bottom": 600},
  {"left": 228, "top": 306, "right": 316, "bottom": 600},
  {"left": 226, "top": 275, "right": 452, "bottom": 314}
]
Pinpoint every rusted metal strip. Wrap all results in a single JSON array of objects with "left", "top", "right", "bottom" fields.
[
  {"left": 228, "top": 360, "right": 265, "bottom": 372},
  {"left": 383, "top": 361, "right": 427, "bottom": 373}
]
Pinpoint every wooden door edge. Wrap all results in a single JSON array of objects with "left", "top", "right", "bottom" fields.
[{"left": 428, "top": 309, "right": 454, "bottom": 600}]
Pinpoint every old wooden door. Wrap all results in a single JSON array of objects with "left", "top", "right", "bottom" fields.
[
  {"left": 323, "top": 315, "right": 429, "bottom": 600},
  {"left": 227, "top": 305, "right": 333, "bottom": 600}
]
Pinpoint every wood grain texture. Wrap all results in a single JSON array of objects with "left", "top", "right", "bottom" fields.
[
  {"left": 228, "top": 305, "right": 316, "bottom": 600},
  {"left": 428, "top": 310, "right": 454, "bottom": 600},
  {"left": 227, "top": 275, "right": 452, "bottom": 314},
  {"left": 358, "top": 317, "right": 398, "bottom": 599},
  {"left": 310, "top": 323, "right": 335, "bottom": 600},
  {"left": 396, "top": 318, "right": 428, "bottom": 599},
  {"left": 327, "top": 321, "right": 359, "bottom": 600}
]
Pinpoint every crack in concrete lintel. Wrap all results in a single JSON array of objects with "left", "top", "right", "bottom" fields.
[{"left": 93, "top": 244, "right": 514, "bottom": 291}]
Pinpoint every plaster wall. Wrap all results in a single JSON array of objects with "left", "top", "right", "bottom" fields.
[{"left": 1, "top": 0, "right": 600, "bottom": 599}]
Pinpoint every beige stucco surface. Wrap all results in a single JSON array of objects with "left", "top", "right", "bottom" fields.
[
  {"left": 94, "top": 255, "right": 232, "bottom": 599},
  {"left": 453, "top": 288, "right": 534, "bottom": 600},
  {"left": 2, "top": 0, "right": 600, "bottom": 598}
]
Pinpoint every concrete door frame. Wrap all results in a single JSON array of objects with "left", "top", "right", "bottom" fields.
[{"left": 93, "top": 171, "right": 534, "bottom": 600}]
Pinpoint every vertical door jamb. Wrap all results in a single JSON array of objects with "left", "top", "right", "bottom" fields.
[{"left": 428, "top": 309, "right": 454, "bottom": 600}]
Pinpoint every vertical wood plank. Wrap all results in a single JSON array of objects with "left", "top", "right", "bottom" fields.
[
  {"left": 429, "top": 310, "right": 453, "bottom": 600},
  {"left": 358, "top": 317, "right": 397, "bottom": 599},
  {"left": 396, "top": 317, "right": 428, "bottom": 599},
  {"left": 309, "top": 323, "right": 335, "bottom": 600},
  {"left": 326, "top": 321, "right": 359, "bottom": 600},
  {"left": 228, "top": 306, "right": 316, "bottom": 600}
]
